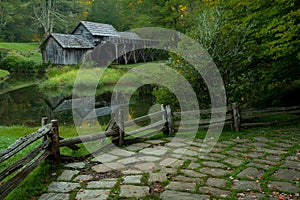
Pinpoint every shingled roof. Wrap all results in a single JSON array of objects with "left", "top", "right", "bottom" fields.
[
  {"left": 118, "top": 32, "right": 141, "bottom": 39},
  {"left": 75, "top": 21, "right": 120, "bottom": 37},
  {"left": 50, "top": 33, "right": 94, "bottom": 49}
]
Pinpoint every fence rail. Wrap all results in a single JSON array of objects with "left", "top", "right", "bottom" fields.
[
  {"left": 1, "top": 103, "right": 299, "bottom": 198},
  {"left": 0, "top": 119, "right": 58, "bottom": 199}
]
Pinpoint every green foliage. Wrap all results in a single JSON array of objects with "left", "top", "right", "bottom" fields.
[
  {"left": 0, "top": 69, "right": 10, "bottom": 82},
  {"left": 0, "top": 51, "right": 46, "bottom": 74}
]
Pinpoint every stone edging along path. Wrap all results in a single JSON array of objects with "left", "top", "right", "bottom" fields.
[{"left": 40, "top": 130, "right": 300, "bottom": 200}]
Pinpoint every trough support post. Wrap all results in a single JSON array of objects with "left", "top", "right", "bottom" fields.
[
  {"left": 50, "top": 119, "right": 60, "bottom": 164},
  {"left": 232, "top": 103, "right": 241, "bottom": 132},
  {"left": 119, "top": 109, "right": 125, "bottom": 146},
  {"left": 166, "top": 105, "right": 175, "bottom": 134}
]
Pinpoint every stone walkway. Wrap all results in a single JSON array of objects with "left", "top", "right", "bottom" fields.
[{"left": 40, "top": 130, "right": 300, "bottom": 200}]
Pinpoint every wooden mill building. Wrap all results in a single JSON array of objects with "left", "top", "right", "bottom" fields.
[{"left": 42, "top": 21, "right": 159, "bottom": 65}]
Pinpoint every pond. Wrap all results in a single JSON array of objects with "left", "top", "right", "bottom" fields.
[{"left": 0, "top": 77, "right": 155, "bottom": 127}]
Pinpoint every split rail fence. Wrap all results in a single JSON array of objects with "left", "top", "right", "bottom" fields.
[{"left": 1, "top": 103, "right": 299, "bottom": 198}]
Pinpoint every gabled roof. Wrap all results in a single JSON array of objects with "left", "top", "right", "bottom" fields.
[
  {"left": 118, "top": 32, "right": 141, "bottom": 40},
  {"left": 49, "top": 33, "right": 94, "bottom": 49},
  {"left": 73, "top": 21, "right": 120, "bottom": 37}
]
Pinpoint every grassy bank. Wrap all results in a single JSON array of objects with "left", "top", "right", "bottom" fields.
[{"left": 0, "top": 42, "right": 41, "bottom": 63}]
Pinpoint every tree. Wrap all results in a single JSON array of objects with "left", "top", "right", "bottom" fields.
[
  {"left": 87, "top": 0, "right": 121, "bottom": 29},
  {"left": 31, "top": 0, "right": 87, "bottom": 36}
]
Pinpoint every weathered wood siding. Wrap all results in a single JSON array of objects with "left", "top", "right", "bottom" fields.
[
  {"left": 73, "top": 24, "right": 94, "bottom": 44},
  {"left": 44, "top": 37, "right": 65, "bottom": 64},
  {"left": 63, "top": 49, "right": 89, "bottom": 65},
  {"left": 44, "top": 37, "right": 89, "bottom": 65}
]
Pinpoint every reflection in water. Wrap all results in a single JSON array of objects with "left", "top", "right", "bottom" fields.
[{"left": 0, "top": 86, "right": 52, "bottom": 126}]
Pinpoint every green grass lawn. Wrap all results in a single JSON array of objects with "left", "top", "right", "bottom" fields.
[{"left": 0, "top": 42, "right": 42, "bottom": 63}]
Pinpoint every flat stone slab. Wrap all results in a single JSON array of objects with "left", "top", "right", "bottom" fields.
[
  {"left": 166, "top": 142, "right": 187, "bottom": 148},
  {"left": 181, "top": 169, "right": 207, "bottom": 178},
  {"left": 74, "top": 174, "right": 94, "bottom": 182},
  {"left": 282, "top": 160, "right": 300, "bottom": 169},
  {"left": 110, "top": 149, "right": 135, "bottom": 157},
  {"left": 119, "top": 185, "right": 149, "bottom": 197},
  {"left": 188, "top": 162, "right": 201, "bottom": 169},
  {"left": 123, "top": 169, "right": 143, "bottom": 175},
  {"left": 273, "top": 169, "right": 300, "bottom": 181},
  {"left": 173, "top": 148, "right": 198, "bottom": 156},
  {"left": 202, "top": 161, "right": 227, "bottom": 168},
  {"left": 75, "top": 189, "right": 110, "bottom": 200},
  {"left": 199, "top": 186, "right": 232, "bottom": 198},
  {"left": 223, "top": 157, "right": 244, "bottom": 167},
  {"left": 57, "top": 170, "right": 80, "bottom": 181},
  {"left": 166, "top": 181, "right": 196, "bottom": 192},
  {"left": 87, "top": 180, "right": 117, "bottom": 189},
  {"left": 123, "top": 175, "right": 142, "bottom": 184},
  {"left": 149, "top": 173, "right": 168, "bottom": 182},
  {"left": 92, "top": 164, "right": 113, "bottom": 173},
  {"left": 47, "top": 182, "right": 80, "bottom": 193},
  {"left": 117, "top": 157, "right": 140, "bottom": 165},
  {"left": 39, "top": 193, "right": 70, "bottom": 200},
  {"left": 159, "top": 158, "right": 184, "bottom": 168},
  {"left": 91, "top": 153, "right": 119, "bottom": 163},
  {"left": 236, "top": 192, "right": 265, "bottom": 200},
  {"left": 256, "top": 147, "right": 287, "bottom": 155},
  {"left": 237, "top": 167, "right": 264, "bottom": 179},
  {"left": 146, "top": 139, "right": 166, "bottom": 144},
  {"left": 231, "top": 180, "right": 261, "bottom": 191},
  {"left": 247, "top": 162, "right": 270, "bottom": 170},
  {"left": 103, "top": 162, "right": 125, "bottom": 170},
  {"left": 135, "top": 162, "right": 156, "bottom": 171},
  {"left": 160, "top": 190, "right": 210, "bottom": 200},
  {"left": 138, "top": 156, "right": 161, "bottom": 162},
  {"left": 139, "top": 147, "right": 168, "bottom": 156},
  {"left": 199, "top": 168, "right": 231, "bottom": 176},
  {"left": 64, "top": 162, "right": 85, "bottom": 169},
  {"left": 206, "top": 178, "right": 227, "bottom": 188},
  {"left": 267, "top": 181, "right": 299, "bottom": 193},
  {"left": 174, "top": 175, "right": 203, "bottom": 184}
]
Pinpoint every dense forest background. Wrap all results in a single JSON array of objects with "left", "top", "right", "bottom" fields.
[{"left": 0, "top": 0, "right": 299, "bottom": 107}]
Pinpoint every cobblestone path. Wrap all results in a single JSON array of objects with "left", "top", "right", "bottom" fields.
[{"left": 40, "top": 129, "right": 300, "bottom": 200}]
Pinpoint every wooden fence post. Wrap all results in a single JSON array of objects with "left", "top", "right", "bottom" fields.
[
  {"left": 161, "top": 104, "right": 166, "bottom": 121},
  {"left": 232, "top": 103, "right": 241, "bottom": 132},
  {"left": 42, "top": 117, "right": 48, "bottom": 142},
  {"left": 118, "top": 109, "right": 125, "bottom": 146},
  {"left": 166, "top": 105, "right": 174, "bottom": 134},
  {"left": 50, "top": 119, "right": 60, "bottom": 163}
]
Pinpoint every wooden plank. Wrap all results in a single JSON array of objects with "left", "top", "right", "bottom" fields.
[
  {"left": 0, "top": 150, "right": 50, "bottom": 199},
  {"left": 59, "top": 130, "right": 118, "bottom": 147},
  {"left": 241, "top": 116, "right": 300, "bottom": 128},
  {"left": 130, "top": 127, "right": 164, "bottom": 139},
  {"left": 124, "top": 110, "right": 164, "bottom": 127},
  {"left": 0, "top": 140, "right": 50, "bottom": 181},
  {"left": 173, "top": 106, "right": 230, "bottom": 117},
  {"left": 176, "top": 121, "right": 232, "bottom": 132},
  {"left": 174, "top": 116, "right": 232, "bottom": 126},
  {"left": 0, "top": 126, "right": 51, "bottom": 163},
  {"left": 126, "top": 120, "right": 166, "bottom": 136},
  {"left": 241, "top": 105, "right": 300, "bottom": 115},
  {"left": 241, "top": 109, "right": 300, "bottom": 120}
]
